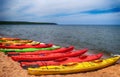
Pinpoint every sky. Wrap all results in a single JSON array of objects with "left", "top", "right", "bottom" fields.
[{"left": 0, "top": 0, "right": 120, "bottom": 25}]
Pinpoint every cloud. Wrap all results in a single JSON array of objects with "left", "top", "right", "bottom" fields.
[
  {"left": 55, "top": 12, "right": 120, "bottom": 24},
  {"left": 0, "top": 0, "right": 120, "bottom": 24},
  {"left": 13, "top": 0, "right": 119, "bottom": 17},
  {"left": 82, "top": 7, "right": 120, "bottom": 14}
]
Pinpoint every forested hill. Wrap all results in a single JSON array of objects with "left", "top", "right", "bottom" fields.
[{"left": 0, "top": 21, "right": 57, "bottom": 25}]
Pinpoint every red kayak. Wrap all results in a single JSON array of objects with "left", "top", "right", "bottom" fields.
[
  {"left": 7, "top": 46, "right": 74, "bottom": 56},
  {"left": 11, "top": 48, "right": 88, "bottom": 61},
  {"left": 20, "top": 53, "right": 103, "bottom": 68},
  {"left": 0, "top": 43, "right": 53, "bottom": 49}
]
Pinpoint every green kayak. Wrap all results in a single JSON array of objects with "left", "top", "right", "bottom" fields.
[{"left": 0, "top": 46, "right": 61, "bottom": 52}]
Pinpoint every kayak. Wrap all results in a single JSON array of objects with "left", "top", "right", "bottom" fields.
[
  {"left": 0, "top": 41, "right": 40, "bottom": 46},
  {"left": 7, "top": 46, "right": 74, "bottom": 56},
  {"left": 21, "top": 53, "right": 102, "bottom": 68},
  {"left": 0, "top": 37, "right": 41, "bottom": 45},
  {"left": 0, "top": 37, "right": 20, "bottom": 41},
  {"left": 28, "top": 56, "right": 120, "bottom": 75},
  {"left": 0, "top": 43, "right": 53, "bottom": 49},
  {"left": 0, "top": 39, "right": 33, "bottom": 43},
  {"left": 11, "top": 48, "right": 88, "bottom": 61},
  {"left": 11, "top": 49, "right": 88, "bottom": 61},
  {"left": 0, "top": 46, "right": 61, "bottom": 52}
]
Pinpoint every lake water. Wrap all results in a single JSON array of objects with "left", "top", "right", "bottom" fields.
[{"left": 0, "top": 25, "right": 120, "bottom": 54}]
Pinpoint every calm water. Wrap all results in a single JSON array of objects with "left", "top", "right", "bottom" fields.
[{"left": 0, "top": 25, "right": 120, "bottom": 54}]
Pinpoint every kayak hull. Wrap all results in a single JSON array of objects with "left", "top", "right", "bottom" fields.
[
  {"left": 7, "top": 46, "right": 74, "bottom": 56},
  {"left": 11, "top": 48, "right": 88, "bottom": 61},
  {"left": 21, "top": 53, "right": 103, "bottom": 68},
  {"left": 0, "top": 37, "right": 20, "bottom": 41},
  {"left": 28, "top": 56, "right": 120, "bottom": 75},
  {"left": 0, "top": 46, "right": 61, "bottom": 52},
  {"left": 0, "top": 41, "right": 40, "bottom": 46},
  {"left": 0, "top": 43, "right": 53, "bottom": 49}
]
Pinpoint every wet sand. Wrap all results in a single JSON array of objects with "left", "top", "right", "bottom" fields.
[{"left": 0, "top": 51, "right": 120, "bottom": 77}]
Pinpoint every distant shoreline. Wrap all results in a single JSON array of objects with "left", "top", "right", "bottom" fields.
[{"left": 0, "top": 21, "right": 57, "bottom": 25}]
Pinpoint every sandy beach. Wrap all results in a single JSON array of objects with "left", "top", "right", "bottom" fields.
[{"left": 0, "top": 51, "right": 120, "bottom": 77}]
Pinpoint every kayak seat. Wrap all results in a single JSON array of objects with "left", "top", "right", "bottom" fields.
[
  {"left": 93, "top": 60, "right": 103, "bottom": 63},
  {"left": 54, "top": 57, "right": 68, "bottom": 62},
  {"left": 63, "top": 62, "right": 78, "bottom": 66},
  {"left": 4, "top": 44, "right": 11, "bottom": 46},
  {"left": 79, "top": 55, "right": 88, "bottom": 59},
  {"left": 15, "top": 44, "right": 24, "bottom": 46}
]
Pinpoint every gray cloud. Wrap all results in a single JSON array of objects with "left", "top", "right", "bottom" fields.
[{"left": 0, "top": 0, "right": 120, "bottom": 24}]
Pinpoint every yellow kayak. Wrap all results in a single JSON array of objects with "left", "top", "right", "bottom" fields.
[
  {"left": 0, "top": 37, "right": 40, "bottom": 45},
  {"left": 0, "top": 37, "right": 20, "bottom": 41},
  {"left": 1, "top": 40, "right": 40, "bottom": 45},
  {"left": 1, "top": 40, "right": 33, "bottom": 43},
  {"left": 28, "top": 56, "right": 120, "bottom": 75}
]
